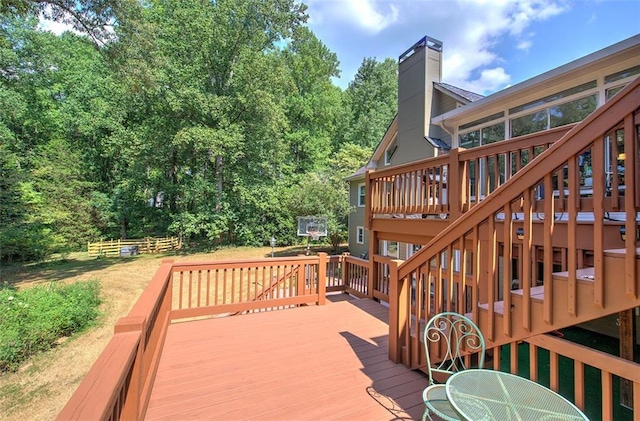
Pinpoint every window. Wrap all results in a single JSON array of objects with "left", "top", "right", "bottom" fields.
[
  {"left": 510, "top": 93, "right": 598, "bottom": 138},
  {"left": 385, "top": 141, "right": 397, "bottom": 165},
  {"left": 549, "top": 94, "right": 597, "bottom": 128},
  {"left": 356, "top": 226, "right": 365, "bottom": 244},
  {"left": 606, "top": 85, "right": 625, "bottom": 100},
  {"left": 357, "top": 183, "right": 366, "bottom": 207},
  {"left": 604, "top": 65, "right": 640, "bottom": 84},
  {"left": 382, "top": 241, "right": 399, "bottom": 258},
  {"left": 510, "top": 110, "right": 548, "bottom": 137},
  {"left": 508, "top": 81, "right": 596, "bottom": 115},
  {"left": 407, "top": 244, "right": 421, "bottom": 258}
]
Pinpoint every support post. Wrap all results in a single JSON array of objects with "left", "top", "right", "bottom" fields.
[
  {"left": 342, "top": 252, "right": 351, "bottom": 291},
  {"left": 388, "top": 259, "right": 408, "bottom": 364},
  {"left": 368, "top": 231, "right": 378, "bottom": 299},
  {"left": 619, "top": 309, "right": 635, "bottom": 409},
  {"left": 447, "top": 148, "right": 462, "bottom": 220},
  {"left": 317, "top": 253, "right": 327, "bottom": 305}
]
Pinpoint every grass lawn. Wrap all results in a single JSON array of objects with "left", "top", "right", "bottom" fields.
[{"left": 0, "top": 244, "right": 341, "bottom": 421}]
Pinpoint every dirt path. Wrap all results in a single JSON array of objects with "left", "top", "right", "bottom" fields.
[{"left": 0, "top": 246, "right": 309, "bottom": 421}]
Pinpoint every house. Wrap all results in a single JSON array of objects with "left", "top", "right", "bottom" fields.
[{"left": 349, "top": 34, "right": 639, "bottom": 264}]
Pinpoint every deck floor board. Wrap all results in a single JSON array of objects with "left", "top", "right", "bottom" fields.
[{"left": 145, "top": 295, "right": 428, "bottom": 420}]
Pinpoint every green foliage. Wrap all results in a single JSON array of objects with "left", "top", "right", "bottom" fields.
[
  {"left": 342, "top": 57, "right": 398, "bottom": 149},
  {"left": 0, "top": 281, "right": 101, "bottom": 372},
  {"left": 0, "top": 1, "right": 399, "bottom": 259},
  {"left": 285, "top": 172, "right": 352, "bottom": 251}
]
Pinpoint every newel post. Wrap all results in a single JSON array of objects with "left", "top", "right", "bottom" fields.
[
  {"left": 342, "top": 252, "right": 351, "bottom": 291},
  {"left": 388, "top": 259, "right": 407, "bottom": 364},
  {"left": 368, "top": 231, "right": 378, "bottom": 299},
  {"left": 447, "top": 148, "right": 463, "bottom": 220},
  {"left": 317, "top": 252, "right": 327, "bottom": 305},
  {"left": 114, "top": 315, "right": 147, "bottom": 420},
  {"left": 365, "top": 170, "right": 373, "bottom": 230}
]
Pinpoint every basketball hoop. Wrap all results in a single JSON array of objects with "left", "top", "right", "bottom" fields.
[{"left": 297, "top": 216, "right": 328, "bottom": 255}]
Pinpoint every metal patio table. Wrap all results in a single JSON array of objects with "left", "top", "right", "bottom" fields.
[{"left": 445, "top": 369, "right": 589, "bottom": 420}]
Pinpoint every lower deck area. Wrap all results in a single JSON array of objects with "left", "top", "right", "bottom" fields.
[{"left": 145, "top": 295, "right": 428, "bottom": 420}]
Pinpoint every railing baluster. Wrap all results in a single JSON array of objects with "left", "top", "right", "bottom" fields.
[
  {"left": 543, "top": 173, "right": 555, "bottom": 323},
  {"left": 592, "top": 136, "right": 606, "bottom": 306},
  {"left": 487, "top": 216, "right": 496, "bottom": 342},
  {"left": 567, "top": 155, "right": 578, "bottom": 317},
  {"left": 503, "top": 204, "right": 512, "bottom": 337},
  {"left": 522, "top": 191, "right": 532, "bottom": 331},
  {"left": 624, "top": 113, "right": 637, "bottom": 299}
]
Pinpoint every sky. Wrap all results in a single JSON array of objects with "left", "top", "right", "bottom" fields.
[{"left": 305, "top": 0, "right": 640, "bottom": 95}]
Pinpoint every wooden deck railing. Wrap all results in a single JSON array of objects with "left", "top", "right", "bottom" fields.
[
  {"left": 365, "top": 126, "right": 575, "bottom": 224},
  {"left": 57, "top": 247, "right": 640, "bottom": 420},
  {"left": 388, "top": 77, "right": 640, "bottom": 366},
  {"left": 514, "top": 334, "right": 640, "bottom": 420},
  {"left": 57, "top": 254, "right": 330, "bottom": 420},
  {"left": 170, "top": 254, "right": 327, "bottom": 319}
]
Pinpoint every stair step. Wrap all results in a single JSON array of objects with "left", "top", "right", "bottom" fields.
[
  {"left": 512, "top": 285, "right": 545, "bottom": 298},
  {"left": 478, "top": 267, "right": 596, "bottom": 315},
  {"left": 552, "top": 266, "right": 596, "bottom": 282},
  {"left": 604, "top": 247, "right": 640, "bottom": 258}
]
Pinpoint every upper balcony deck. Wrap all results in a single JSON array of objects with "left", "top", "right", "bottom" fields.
[{"left": 145, "top": 295, "right": 426, "bottom": 420}]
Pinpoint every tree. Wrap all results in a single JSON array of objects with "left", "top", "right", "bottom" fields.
[
  {"left": 285, "top": 172, "right": 351, "bottom": 251},
  {"left": 114, "top": 0, "right": 309, "bottom": 243},
  {"left": 341, "top": 57, "right": 398, "bottom": 149},
  {"left": 1, "top": 0, "right": 139, "bottom": 45},
  {"left": 281, "top": 27, "right": 343, "bottom": 174}
]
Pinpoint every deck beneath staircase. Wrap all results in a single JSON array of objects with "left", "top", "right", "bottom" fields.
[{"left": 145, "top": 295, "right": 428, "bottom": 420}]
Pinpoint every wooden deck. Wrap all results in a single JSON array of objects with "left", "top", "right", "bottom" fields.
[{"left": 145, "top": 295, "right": 428, "bottom": 420}]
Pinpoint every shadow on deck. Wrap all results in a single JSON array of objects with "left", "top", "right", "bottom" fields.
[{"left": 145, "top": 295, "right": 428, "bottom": 420}]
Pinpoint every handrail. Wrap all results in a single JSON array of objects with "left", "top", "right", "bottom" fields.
[
  {"left": 398, "top": 77, "right": 640, "bottom": 280},
  {"left": 388, "top": 76, "right": 640, "bottom": 367},
  {"left": 366, "top": 125, "right": 576, "bottom": 220},
  {"left": 56, "top": 332, "right": 141, "bottom": 420}
]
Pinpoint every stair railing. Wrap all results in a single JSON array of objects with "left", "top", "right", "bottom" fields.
[{"left": 388, "top": 77, "right": 640, "bottom": 368}]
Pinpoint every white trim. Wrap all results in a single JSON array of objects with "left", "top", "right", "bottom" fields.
[
  {"left": 357, "top": 183, "right": 366, "bottom": 207},
  {"left": 356, "top": 226, "right": 365, "bottom": 244},
  {"left": 384, "top": 140, "right": 397, "bottom": 166}
]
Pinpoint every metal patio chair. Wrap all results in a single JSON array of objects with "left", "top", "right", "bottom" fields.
[{"left": 421, "top": 312, "right": 486, "bottom": 421}]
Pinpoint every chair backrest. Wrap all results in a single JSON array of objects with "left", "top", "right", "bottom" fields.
[{"left": 423, "top": 312, "right": 485, "bottom": 384}]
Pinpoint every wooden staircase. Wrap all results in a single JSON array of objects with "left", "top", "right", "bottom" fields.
[
  {"left": 476, "top": 248, "right": 640, "bottom": 348},
  {"left": 387, "top": 77, "right": 640, "bottom": 368}
]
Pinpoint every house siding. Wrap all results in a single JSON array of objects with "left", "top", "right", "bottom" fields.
[{"left": 348, "top": 179, "right": 368, "bottom": 258}]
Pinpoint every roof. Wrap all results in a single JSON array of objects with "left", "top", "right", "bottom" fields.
[
  {"left": 344, "top": 165, "right": 368, "bottom": 181},
  {"left": 425, "top": 136, "right": 451, "bottom": 151},
  {"left": 435, "top": 82, "right": 484, "bottom": 103}
]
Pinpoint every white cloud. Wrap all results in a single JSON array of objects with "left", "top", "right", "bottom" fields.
[
  {"left": 430, "top": 0, "right": 568, "bottom": 94},
  {"left": 347, "top": 0, "right": 399, "bottom": 33},
  {"left": 307, "top": 0, "right": 399, "bottom": 34},
  {"left": 517, "top": 40, "right": 532, "bottom": 51},
  {"left": 466, "top": 67, "right": 511, "bottom": 94},
  {"left": 304, "top": 0, "right": 573, "bottom": 92}
]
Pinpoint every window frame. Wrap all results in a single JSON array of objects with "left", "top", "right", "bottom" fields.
[
  {"left": 357, "top": 183, "right": 366, "bottom": 207},
  {"left": 356, "top": 226, "right": 365, "bottom": 244}
]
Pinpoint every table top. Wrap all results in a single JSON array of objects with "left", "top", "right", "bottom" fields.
[{"left": 446, "top": 369, "right": 589, "bottom": 421}]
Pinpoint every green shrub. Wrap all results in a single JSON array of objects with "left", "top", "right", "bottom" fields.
[{"left": 0, "top": 281, "right": 101, "bottom": 372}]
